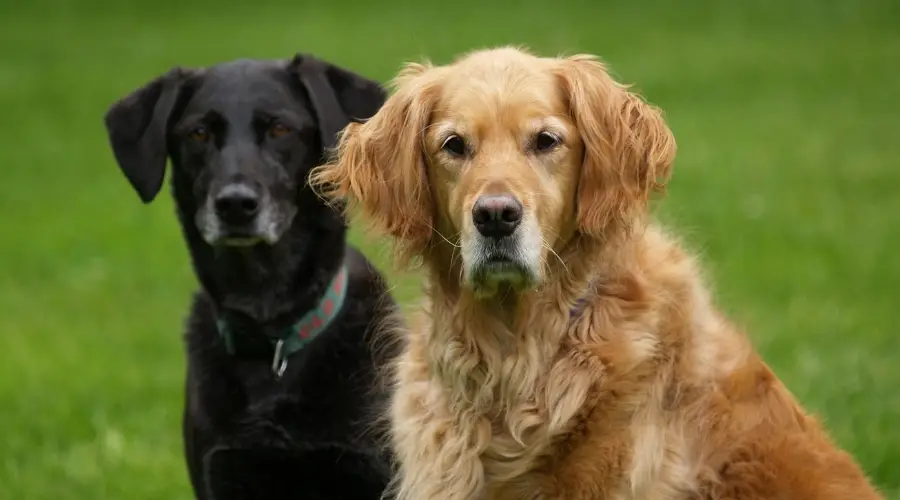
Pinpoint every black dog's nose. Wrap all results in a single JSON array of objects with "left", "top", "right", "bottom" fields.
[
  {"left": 472, "top": 194, "right": 523, "bottom": 238},
  {"left": 214, "top": 184, "right": 260, "bottom": 226}
]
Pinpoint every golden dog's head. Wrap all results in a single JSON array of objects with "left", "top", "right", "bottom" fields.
[{"left": 311, "top": 47, "right": 675, "bottom": 298}]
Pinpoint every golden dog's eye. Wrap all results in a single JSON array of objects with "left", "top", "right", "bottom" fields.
[
  {"left": 188, "top": 126, "right": 210, "bottom": 142},
  {"left": 441, "top": 135, "right": 467, "bottom": 157},
  {"left": 269, "top": 121, "right": 292, "bottom": 138},
  {"left": 534, "top": 131, "right": 560, "bottom": 152}
]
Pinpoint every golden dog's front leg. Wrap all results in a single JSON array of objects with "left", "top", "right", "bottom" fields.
[{"left": 389, "top": 362, "right": 492, "bottom": 500}]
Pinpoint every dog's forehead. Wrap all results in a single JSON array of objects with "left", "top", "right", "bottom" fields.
[
  {"left": 436, "top": 60, "right": 564, "bottom": 132},
  {"left": 185, "top": 59, "right": 312, "bottom": 119}
]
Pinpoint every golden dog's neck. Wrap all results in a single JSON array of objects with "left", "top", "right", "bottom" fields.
[{"left": 417, "top": 233, "right": 637, "bottom": 414}]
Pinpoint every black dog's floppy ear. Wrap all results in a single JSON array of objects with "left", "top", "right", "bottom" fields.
[
  {"left": 289, "top": 54, "right": 386, "bottom": 150},
  {"left": 103, "top": 67, "right": 188, "bottom": 203}
]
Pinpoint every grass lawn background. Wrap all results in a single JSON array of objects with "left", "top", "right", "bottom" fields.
[{"left": 1, "top": 0, "right": 897, "bottom": 497}]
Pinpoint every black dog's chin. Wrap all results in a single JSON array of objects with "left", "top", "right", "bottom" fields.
[
  {"left": 217, "top": 236, "right": 266, "bottom": 247},
  {"left": 199, "top": 207, "right": 297, "bottom": 248},
  {"left": 213, "top": 227, "right": 283, "bottom": 248},
  {"left": 203, "top": 224, "right": 271, "bottom": 247}
]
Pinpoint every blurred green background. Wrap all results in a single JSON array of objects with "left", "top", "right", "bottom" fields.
[{"left": 1, "top": 0, "right": 898, "bottom": 497}]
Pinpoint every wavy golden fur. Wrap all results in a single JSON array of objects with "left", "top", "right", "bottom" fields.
[{"left": 310, "top": 46, "right": 881, "bottom": 500}]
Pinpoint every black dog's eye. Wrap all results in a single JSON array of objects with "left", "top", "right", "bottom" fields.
[
  {"left": 268, "top": 121, "right": 293, "bottom": 138},
  {"left": 188, "top": 126, "right": 210, "bottom": 143},
  {"left": 534, "top": 131, "right": 560, "bottom": 152},
  {"left": 441, "top": 134, "right": 467, "bottom": 157}
]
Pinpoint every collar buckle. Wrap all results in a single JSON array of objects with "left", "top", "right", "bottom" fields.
[
  {"left": 217, "top": 263, "right": 349, "bottom": 368},
  {"left": 271, "top": 339, "right": 288, "bottom": 378}
]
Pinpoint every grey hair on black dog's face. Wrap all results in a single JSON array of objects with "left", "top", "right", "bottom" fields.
[
  {"left": 104, "top": 55, "right": 385, "bottom": 248},
  {"left": 174, "top": 60, "right": 318, "bottom": 247}
]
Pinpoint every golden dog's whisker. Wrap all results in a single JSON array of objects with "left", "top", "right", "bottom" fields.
[
  {"left": 428, "top": 224, "right": 462, "bottom": 249},
  {"left": 451, "top": 247, "right": 464, "bottom": 271},
  {"left": 542, "top": 237, "right": 569, "bottom": 276}
]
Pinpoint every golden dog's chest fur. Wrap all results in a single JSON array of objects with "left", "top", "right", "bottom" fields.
[{"left": 389, "top": 229, "right": 880, "bottom": 500}]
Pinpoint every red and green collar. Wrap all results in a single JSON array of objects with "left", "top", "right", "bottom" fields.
[{"left": 216, "top": 264, "right": 349, "bottom": 378}]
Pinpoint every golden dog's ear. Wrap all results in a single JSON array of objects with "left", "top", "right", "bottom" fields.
[
  {"left": 555, "top": 55, "right": 676, "bottom": 239},
  {"left": 310, "top": 62, "right": 438, "bottom": 264}
]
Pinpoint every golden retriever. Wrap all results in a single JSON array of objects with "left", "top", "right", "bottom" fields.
[{"left": 310, "top": 46, "right": 881, "bottom": 500}]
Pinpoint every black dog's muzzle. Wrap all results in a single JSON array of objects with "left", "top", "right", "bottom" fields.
[{"left": 214, "top": 183, "right": 261, "bottom": 228}]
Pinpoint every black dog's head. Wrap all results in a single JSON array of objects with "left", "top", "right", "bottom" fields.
[{"left": 104, "top": 55, "right": 385, "bottom": 247}]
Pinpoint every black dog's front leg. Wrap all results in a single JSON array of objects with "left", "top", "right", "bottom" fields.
[
  {"left": 203, "top": 445, "right": 389, "bottom": 500},
  {"left": 224, "top": 394, "right": 337, "bottom": 450},
  {"left": 203, "top": 395, "right": 390, "bottom": 500}
]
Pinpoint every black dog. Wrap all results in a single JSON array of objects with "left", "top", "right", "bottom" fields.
[{"left": 104, "top": 55, "right": 397, "bottom": 500}]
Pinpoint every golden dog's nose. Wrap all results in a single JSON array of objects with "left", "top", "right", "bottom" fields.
[{"left": 472, "top": 194, "right": 523, "bottom": 238}]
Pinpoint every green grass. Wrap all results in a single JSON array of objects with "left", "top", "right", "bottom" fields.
[{"left": 1, "top": 0, "right": 898, "bottom": 497}]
